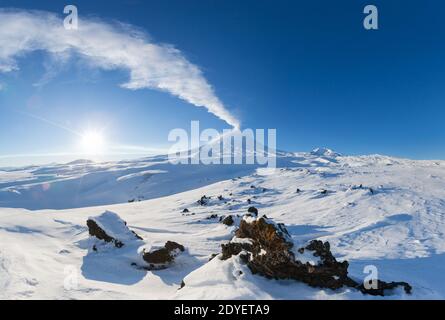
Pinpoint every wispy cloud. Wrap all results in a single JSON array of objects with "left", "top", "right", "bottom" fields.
[{"left": 0, "top": 9, "right": 240, "bottom": 128}]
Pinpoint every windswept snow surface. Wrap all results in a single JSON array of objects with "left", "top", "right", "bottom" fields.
[
  {"left": 0, "top": 155, "right": 266, "bottom": 210},
  {"left": 1, "top": 150, "right": 445, "bottom": 299}
]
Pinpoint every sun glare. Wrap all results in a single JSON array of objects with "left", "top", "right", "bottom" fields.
[{"left": 80, "top": 130, "right": 106, "bottom": 154}]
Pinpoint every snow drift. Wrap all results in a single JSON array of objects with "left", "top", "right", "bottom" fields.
[{"left": 1, "top": 149, "right": 445, "bottom": 299}]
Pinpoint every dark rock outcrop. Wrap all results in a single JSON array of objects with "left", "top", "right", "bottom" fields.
[
  {"left": 197, "top": 195, "right": 210, "bottom": 206},
  {"left": 165, "top": 241, "right": 185, "bottom": 252},
  {"left": 358, "top": 280, "right": 412, "bottom": 296},
  {"left": 142, "top": 241, "right": 185, "bottom": 269},
  {"left": 247, "top": 206, "right": 259, "bottom": 216},
  {"left": 143, "top": 248, "right": 173, "bottom": 265},
  {"left": 87, "top": 219, "right": 123, "bottom": 247},
  {"left": 221, "top": 215, "right": 234, "bottom": 226},
  {"left": 220, "top": 215, "right": 411, "bottom": 295}
]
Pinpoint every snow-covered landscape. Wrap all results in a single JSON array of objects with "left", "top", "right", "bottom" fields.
[
  {"left": 1, "top": 148, "right": 444, "bottom": 300},
  {"left": 1, "top": 1, "right": 444, "bottom": 304}
]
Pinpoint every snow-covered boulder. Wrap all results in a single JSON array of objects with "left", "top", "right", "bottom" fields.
[
  {"left": 86, "top": 211, "right": 143, "bottom": 248},
  {"left": 198, "top": 214, "right": 411, "bottom": 295},
  {"left": 220, "top": 215, "right": 354, "bottom": 289},
  {"left": 142, "top": 241, "right": 185, "bottom": 269},
  {"left": 86, "top": 212, "right": 186, "bottom": 271}
]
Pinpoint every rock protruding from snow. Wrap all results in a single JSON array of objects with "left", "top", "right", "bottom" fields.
[
  {"left": 197, "top": 195, "right": 210, "bottom": 206},
  {"left": 86, "top": 211, "right": 142, "bottom": 248},
  {"left": 220, "top": 215, "right": 411, "bottom": 295},
  {"left": 358, "top": 280, "right": 412, "bottom": 296},
  {"left": 142, "top": 241, "right": 185, "bottom": 269},
  {"left": 247, "top": 206, "right": 258, "bottom": 216},
  {"left": 221, "top": 215, "right": 234, "bottom": 226}
]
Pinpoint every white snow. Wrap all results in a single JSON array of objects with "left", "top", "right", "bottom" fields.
[
  {"left": 0, "top": 155, "right": 261, "bottom": 210},
  {"left": 291, "top": 246, "right": 321, "bottom": 266},
  {"left": 1, "top": 150, "right": 445, "bottom": 299},
  {"left": 89, "top": 211, "right": 141, "bottom": 244},
  {"left": 230, "top": 237, "right": 253, "bottom": 245},
  {"left": 0, "top": 171, "right": 34, "bottom": 183}
]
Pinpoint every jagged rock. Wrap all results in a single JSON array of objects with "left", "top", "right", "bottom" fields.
[
  {"left": 221, "top": 241, "right": 253, "bottom": 260},
  {"left": 142, "top": 241, "right": 185, "bottom": 269},
  {"left": 358, "top": 280, "right": 412, "bottom": 296},
  {"left": 319, "top": 189, "right": 328, "bottom": 195},
  {"left": 182, "top": 208, "right": 190, "bottom": 213},
  {"left": 220, "top": 216, "right": 411, "bottom": 295},
  {"left": 217, "top": 195, "right": 224, "bottom": 201},
  {"left": 247, "top": 198, "right": 252, "bottom": 204},
  {"left": 143, "top": 247, "right": 174, "bottom": 265},
  {"left": 247, "top": 206, "right": 258, "bottom": 216},
  {"left": 87, "top": 211, "right": 142, "bottom": 248},
  {"left": 221, "top": 215, "right": 234, "bottom": 226},
  {"left": 207, "top": 214, "right": 218, "bottom": 219},
  {"left": 165, "top": 240, "right": 185, "bottom": 252},
  {"left": 296, "top": 188, "right": 301, "bottom": 193},
  {"left": 87, "top": 219, "right": 120, "bottom": 246},
  {"left": 197, "top": 195, "right": 210, "bottom": 206}
]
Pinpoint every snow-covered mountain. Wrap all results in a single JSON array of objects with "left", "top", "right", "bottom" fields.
[{"left": 1, "top": 149, "right": 445, "bottom": 299}]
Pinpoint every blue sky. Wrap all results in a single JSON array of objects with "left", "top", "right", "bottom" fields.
[{"left": 0, "top": 0, "right": 444, "bottom": 166}]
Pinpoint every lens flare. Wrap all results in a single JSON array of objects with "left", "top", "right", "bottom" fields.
[{"left": 80, "top": 130, "right": 106, "bottom": 154}]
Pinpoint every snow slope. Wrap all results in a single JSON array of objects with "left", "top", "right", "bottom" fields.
[
  {"left": 1, "top": 149, "right": 445, "bottom": 299},
  {"left": 0, "top": 149, "right": 295, "bottom": 210}
]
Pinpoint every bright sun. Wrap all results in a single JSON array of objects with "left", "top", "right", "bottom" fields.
[{"left": 80, "top": 130, "right": 106, "bottom": 154}]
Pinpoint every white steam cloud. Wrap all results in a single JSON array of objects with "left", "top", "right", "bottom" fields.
[{"left": 0, "top": 9, "right": 240, "bottom": 128}]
